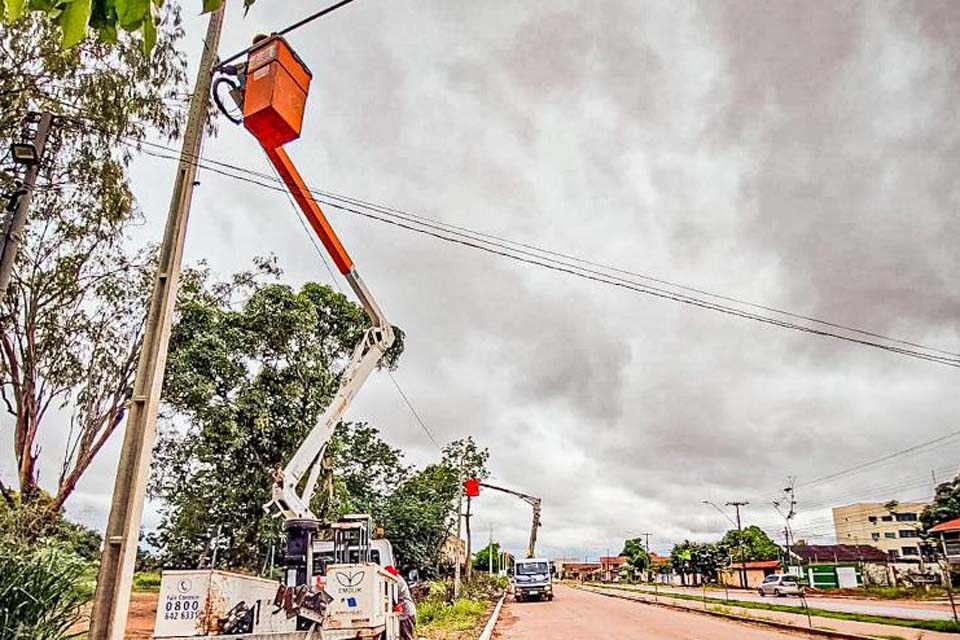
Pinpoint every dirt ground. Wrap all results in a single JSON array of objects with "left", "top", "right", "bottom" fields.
[
  {"left": 125, "top": 591, "right": 159, "bottom": 639},
  {"left": 493, "top": 584, "right": 826, "bottom": 640}
]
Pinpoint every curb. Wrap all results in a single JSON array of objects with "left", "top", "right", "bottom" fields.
[
  {"left": 478, "top": 593, "right": 506, "bottom": 640},
  {"left": 581, "top": 586, "right": 876, "bottom": 640}
]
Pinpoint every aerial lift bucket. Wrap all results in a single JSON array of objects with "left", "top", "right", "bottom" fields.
[{"left": 242, "top": 35, "right": 312, "bottom": 149}]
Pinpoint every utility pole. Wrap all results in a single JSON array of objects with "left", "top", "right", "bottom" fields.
[
  {"left": 454, "top": 491, "right": 463, "bottom": 597},
  {"left": 726, "top": 501, "right": 749, "bottom": 589},
  {"left": 489, "top": 523, "right": 494, "bottom": 578},
  {"left": 87, "top": 8, "right": 225, "bottom": 640},
  {"left": 0, "top": 112, "right": 54, "bottom": 299},
  {"left": 465, "top": 495, "right": 473, "bottom": 581}
]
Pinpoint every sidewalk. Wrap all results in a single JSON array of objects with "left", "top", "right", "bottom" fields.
[{"left": 584, "top": 584, "right": 960, "bottom": 640}]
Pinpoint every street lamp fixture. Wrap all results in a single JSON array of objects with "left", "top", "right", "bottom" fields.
[{"left": 9, "top": 142, "right": 40, "bottom": 166}]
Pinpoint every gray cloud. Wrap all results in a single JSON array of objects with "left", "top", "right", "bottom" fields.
[{"left": 4, "top": 0, "right": 959, "bottom": 561}]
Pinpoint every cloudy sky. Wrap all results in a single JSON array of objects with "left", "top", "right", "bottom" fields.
[{"left": 6, "top": 0, "right": 960, "bottom": 561}]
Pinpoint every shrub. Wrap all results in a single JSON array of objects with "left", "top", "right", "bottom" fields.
[
  {"left": 133, "top": 571, "right": 163, "bottom": 593},
  {"left": 0, "top": 542, "right": 90, "bottom": 639}
]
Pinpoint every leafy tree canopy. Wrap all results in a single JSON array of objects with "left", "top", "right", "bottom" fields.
[
  {"left": 721, "top": 525, "right": 781, "bottom": 562},
  {"left": 0, "top": 5, "right": 186, "bottom": 513},
  {"left": 2, "top": 0, "right": 251, "bottom": 50},
  {"left": 473, "top": 542, "right": 501, "bottom": 572},
  {"left": 922, "top": 476, "right": 960, "bottom": 534},
  {"left": 670, "top": 540, "right": 726, "bottom": 583},
  {"left": 620, "top": 537, "right": 649, "bottom": 571}
]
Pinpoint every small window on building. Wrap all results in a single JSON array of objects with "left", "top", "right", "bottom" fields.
[
  {"left": 895, "top": 513, "right": 918, "bottom": 522},
  {"left": 885, "top": 532, "right": 897, "bottom": 539},
  {"left": 881, "top": 515, "right": 893, "bottom": 522},
  {"left": 868, "top": 516, "right": 878, "bottom": 524},
  {"left": 901, "top": 546, "right": 919, "bottom": 556},
  {"left": 899, "top": 529, "right": 919, "bottom": 539},
  {"left": 871, "top": 533, "right": 880, "bottom": 541}
]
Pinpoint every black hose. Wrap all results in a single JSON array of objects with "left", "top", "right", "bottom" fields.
[{"left": 212, "top": 76, "right": 243, "bottom": 125}]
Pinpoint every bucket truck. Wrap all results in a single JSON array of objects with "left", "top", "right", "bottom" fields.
[
  {"left": 153, "top": 35, "right": 402, "bottom": 640},
  {"left": 466, "top": 481, "right": 551, "bottom": 602}
]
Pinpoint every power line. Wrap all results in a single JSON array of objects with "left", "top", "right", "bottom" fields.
[
  {"left": 109, "top": 135, "right": 960, "bottom": 369},
  {"left": 387, "top": 371, "right": 443, "bottom": 451},
  {"left": 798, "top": 430, "right": 960, "bottom": 489},
  {"left": 126, "top": 137, "right": 960, "bottom": 360},
  {"left": 217, "top": 0, "right": 361, "bottom": 69}
]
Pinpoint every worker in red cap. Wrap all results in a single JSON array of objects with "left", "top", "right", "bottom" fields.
[{"left": 385, "top": 565, "right": 417, "bottom": 640}]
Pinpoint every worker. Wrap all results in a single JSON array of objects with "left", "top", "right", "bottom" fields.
[{"left": 385, "top": 565, "right": 416, "bottom": 640}]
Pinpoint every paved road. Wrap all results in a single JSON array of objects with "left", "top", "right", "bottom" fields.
[
  {"left": 494, "top": 585, "right": 822, "bottom": 639},
  {"left": 626, "top": 584, "right": 957, "bottom": 621}
]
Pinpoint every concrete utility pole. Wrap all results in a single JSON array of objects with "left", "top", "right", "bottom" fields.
[
  {"left": 88, "top": 8, "right": 226, "bottom": 639},
  {"left": 0, "top": 112, "right": 54, "bottom": 299},
  {"left": 489, "top": 523, "right": 494, "bottom": 577},
  {"left": 453, "top": 491, "right": 463, "bottom": 597},
  {"left": 465, "top": 495, "right": 473, "bottom": 581},
  {"left": 726, "top": 501, "right": 749, "bottom": 589}
]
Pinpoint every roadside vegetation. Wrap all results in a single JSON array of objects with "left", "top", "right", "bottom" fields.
[{"left": 417, "top": 575, "right": 507, "bottom": 639}]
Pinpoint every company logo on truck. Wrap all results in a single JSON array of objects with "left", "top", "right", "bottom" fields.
[{"left": 335, "top": 570, "right": 364, "bottom": 589}]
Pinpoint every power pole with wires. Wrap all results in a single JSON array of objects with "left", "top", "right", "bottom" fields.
[
  {"left": 0, "top": 111, "right": 54, "bottom": 299},
  {"left": 87, "top": 7, "right": 226, "bottom": 639},
  {"left": 726, "top": 501, "right": 749, "bottom": 589},
  {"left": 773, "top": 479, "right": 797, "bottom": 571}
]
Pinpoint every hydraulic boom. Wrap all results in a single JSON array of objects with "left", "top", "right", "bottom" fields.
[{"left": 478, "top": 481, "right": 542, "bottom": 558}]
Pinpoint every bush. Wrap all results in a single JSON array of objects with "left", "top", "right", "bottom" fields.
[
  {"left": 133, "top": 571, "right": 163, "bottom": 593},
  {"left": 418, "top": 598, "right": 487, "bottom": 630},
  {"left": 0, "top": 543, "right": 90, "bottom": 639}
]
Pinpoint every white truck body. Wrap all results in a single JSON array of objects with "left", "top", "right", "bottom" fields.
[{"left": 512, "top": 558, "right": 553, "bottom": 602}]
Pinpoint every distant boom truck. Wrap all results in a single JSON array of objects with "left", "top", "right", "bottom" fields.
[{"left": 153, "top": 36, "right": 401, "bottom": 639}]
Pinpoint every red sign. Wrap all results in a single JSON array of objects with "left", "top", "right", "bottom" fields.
[{"left": 464, "top": 478, "right": 481, "bottom": 497}]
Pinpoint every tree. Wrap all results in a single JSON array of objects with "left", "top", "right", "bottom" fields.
[
  {"left": 379, "top": 464, "right": 459, "bottom": 576},
  {"left": 922, "top": 476, "right": 960, "bottom": 534},
  {"left": 721, "top": 526, "right": 781, "bottom": 562},
  {"left": 150, "top": 262, "right": 405, "bottom": 570},
  {"left": 473, "top": 542, "right": 501, "bottom": 572},
  {"left": 381, "top": 438, "right": 489, "bottom": 575},
  {"left": 670, "top": 540, "right": 725, "bottom": 585},
  {"left": 2, "top": 0, "right": 251, "bottom": 50},
  {"left": 0, "top": 8, "right": 186, "bottom": 513},
  {"left": 620, "top": 538, "right": 649, "bottom": 574}
]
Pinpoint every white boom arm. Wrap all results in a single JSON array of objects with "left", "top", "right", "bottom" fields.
[{"left": 265, "top": 269, "right": 394, "bottom": 520}]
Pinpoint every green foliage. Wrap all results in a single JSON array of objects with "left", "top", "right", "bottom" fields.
[
  {"left": 133, "top": 570, "right": 162, "bottom": 592},
  {"left": 670, "top": 540, "right": 726, "bottom": 583},
  {"left": 620, "top": 538, "right": 649, "bottom": 571},
  {"left": 418, "top": 598, "right": 487, "bottom": 631},
  {"left": 922, "top": 475, "right": 960, "bottom": 534},
  {"left": 721, "top": 525, "right": 781, "bottom": 562},
  {"left": 4, "top": 0, "right": 255, "bottom": 50},
  {"left": 0, "top": 492, "right": 101, "bottom": 560},
  {"left": 473, "top": 542, "right": 501, "bottom": 572},
  {"left": 0, "top": 4, "right": 186, "bottom": 511},
  {"left": 151, "top": 261, "right": 405, "bottom": 570},
  {"left": 0, "top": 542, "right": 90, "bottom": 639}
]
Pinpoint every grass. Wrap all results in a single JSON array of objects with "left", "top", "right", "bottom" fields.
[
  {"left": 418, "top": 598, "right": 488, "bottom": 632},
  {"left": 132, "top": 571, "right": 162, "bottom": 593},
  {"left": 593, "top": 583, "right": 960, "bottom": 634}
]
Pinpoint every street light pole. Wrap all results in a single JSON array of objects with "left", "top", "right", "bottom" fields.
[
  {"left": 726, "top": 501, "right": 749, "bottom": 589},
  {"left": 0, "top": 111, "right": 54, "bottom": 299}
]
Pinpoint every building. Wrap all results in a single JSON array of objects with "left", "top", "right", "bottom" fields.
[
  {"left": 599, "top": 555, "right": 629, "bottom": 582},
  {"left": 833, "top": 502, "right": 928, "bottom": 560},
  {"left": 551, "top": 557, "right": 581, "bottom": 578},
  {"left": 790, "top": 543, "right": 889, "bottom": 589},
  {"left": 930, "top": 518, "right": 960, "bottom": 563},
  {"left": 561, "top": 562, "right": 601, "bottom": 581},
  {"left": 719, "top": 560, "right": 781, "bottom": 589},
  {"left": 442, "top": 535, "right": 467, "bottom": 570}
]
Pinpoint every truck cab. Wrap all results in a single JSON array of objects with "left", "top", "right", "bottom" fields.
[{"left": 512, "top": 558, "right": 553, "bottom": 602}]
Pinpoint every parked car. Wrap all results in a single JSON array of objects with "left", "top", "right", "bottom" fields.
[{"left": 757, "top": 574, "right": 803, "bottom": 597}]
